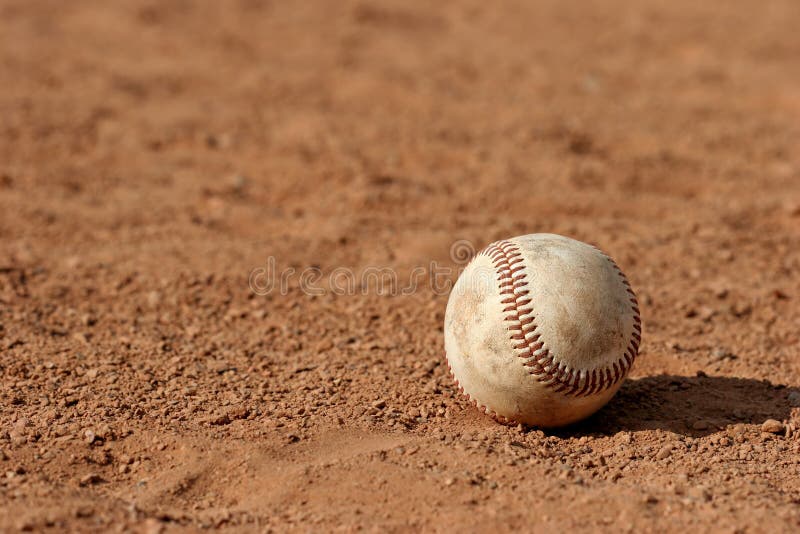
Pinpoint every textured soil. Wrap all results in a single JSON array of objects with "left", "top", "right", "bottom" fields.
[{"left": 2, "top": 1, "right": 800, "bottom": 532}]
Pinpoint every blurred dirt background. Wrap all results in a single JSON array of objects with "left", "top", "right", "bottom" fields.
[{"left": 2, "top": 0, "right": 800, "bottom": 531}]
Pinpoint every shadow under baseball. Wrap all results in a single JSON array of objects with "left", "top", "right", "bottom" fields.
[{"left": 551, "top": 374, "right": 799, "bottom": 438}]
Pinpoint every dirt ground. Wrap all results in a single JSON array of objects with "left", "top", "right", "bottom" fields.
[{"left": 2, "top": 0, "right": 800, "bottom": 531}]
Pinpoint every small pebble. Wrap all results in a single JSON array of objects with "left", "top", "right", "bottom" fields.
[
  {"left": 656, "top": 445, "right": 673, "bottom": 460},
  {"left": 691, "top": 420, "right": 711, "bottom": 431},
  {"left": 761, "top": 419, "right": 784, "bottom": 434},
  {"left": 79, "top": 473, "right": 103, "bottom": 486},
  {"left": 75, "top": 506, "right": 94, "bottom": 518}
]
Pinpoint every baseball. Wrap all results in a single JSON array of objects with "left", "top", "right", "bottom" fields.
[{"left": 444, "top": 233, "right": 642, "bottom": 427}]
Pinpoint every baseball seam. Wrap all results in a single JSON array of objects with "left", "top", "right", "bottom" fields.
[{"left": 483, "top": 239, "right": 641, "bottom": 397}]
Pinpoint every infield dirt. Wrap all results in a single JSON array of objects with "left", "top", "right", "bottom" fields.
[{"left": 2, "top": 1, "right": 800, "bottom": 531}]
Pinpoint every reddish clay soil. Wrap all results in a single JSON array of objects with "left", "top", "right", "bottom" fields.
[{"left": 2, "top": 1, "right": 800, "bottom": 531}]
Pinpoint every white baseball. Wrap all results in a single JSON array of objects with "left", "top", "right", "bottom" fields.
[{"left": 444, "top": 233, "right": 641, "bottom": 427}]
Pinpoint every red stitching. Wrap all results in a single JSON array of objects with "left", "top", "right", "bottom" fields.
[{"left": 481, "top": 239, "right": 641, "bottom": 398}]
